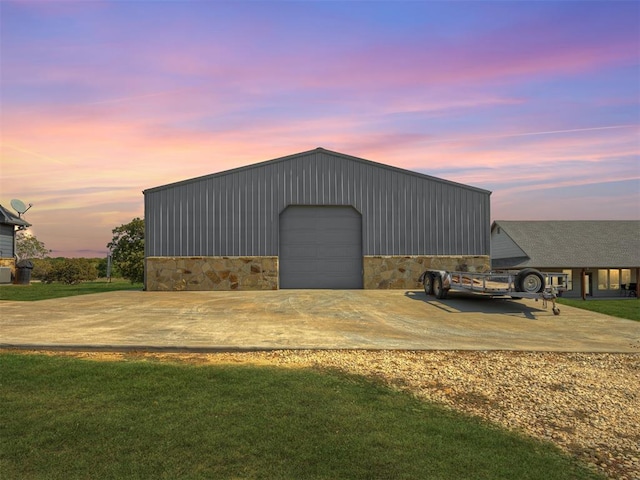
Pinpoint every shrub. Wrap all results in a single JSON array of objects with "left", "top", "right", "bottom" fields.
[
  {"left": 38, "top": 258, "right": 98, "bottom": 284},
  {"left": 31, "top": 258, "right": 54, "bottom": 281}
]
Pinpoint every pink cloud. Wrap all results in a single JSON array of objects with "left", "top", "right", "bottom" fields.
[
  {"left": 3, "top": 112, "right": 637, "bottom": 257},
  {"left": 2, "top": 2, "right": 637, "bottom": 256}
]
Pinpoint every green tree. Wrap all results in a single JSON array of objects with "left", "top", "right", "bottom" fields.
[
  {"left": 107, "top": 218, "right": 144, "bottom": 284},
  {"left": 15, "top": 231, "right": 50, "bottom": 260}
]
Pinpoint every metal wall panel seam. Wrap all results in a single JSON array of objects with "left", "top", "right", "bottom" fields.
[{"left": 145, "top": 151, "right": 491, "bottom": 257}]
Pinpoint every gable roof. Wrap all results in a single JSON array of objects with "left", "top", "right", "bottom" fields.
[
  {"left": 0, "top": 204, "right": 31, "bottom": 228},
  {"left": 491, "top": 220, "right": 640, "bottom": 268},
  {"left": 144, "top": 147, "right": 491, "bottom": 195}
]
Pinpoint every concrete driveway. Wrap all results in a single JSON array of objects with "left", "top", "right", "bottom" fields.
[{"left": 1, "top": 290, "right": 638, "bottom": 352}]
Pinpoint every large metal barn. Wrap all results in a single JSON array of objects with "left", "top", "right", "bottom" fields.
[{"left": 143, "top": 148, "right": 491, "bottom": 290}]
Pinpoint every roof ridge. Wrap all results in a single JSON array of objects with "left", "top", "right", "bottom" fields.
[{"left": 144, "top": 148, "right": 492, "bottom": 195}]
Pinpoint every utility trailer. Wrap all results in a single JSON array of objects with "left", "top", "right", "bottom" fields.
[{"left": 418, "top": 268, "right": 568, "bottom": 315}]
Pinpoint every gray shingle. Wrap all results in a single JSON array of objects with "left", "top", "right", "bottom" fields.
[{"left": 492, "top": 220, "right": 640, "bottom": 268}]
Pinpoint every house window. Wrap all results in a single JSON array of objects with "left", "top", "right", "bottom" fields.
[
  {"left": 598, "top": 270, "right": 608, "bottom": 290},
  {"left": 598, "top": 269, "right": 628, "bottom": 290},
  {"left": 562, "top": 270, "right": 573, "bottom": 290}
]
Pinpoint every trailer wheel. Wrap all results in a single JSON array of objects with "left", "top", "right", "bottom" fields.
[
  {"left": 423, "top": 274, "right": 434, "bottom": 296},
  {"left": 433, "top": 274, "right": 448, "bottom": 299},
  {"left": 516, "top": 269, "right": 545, "bottom": 293}
]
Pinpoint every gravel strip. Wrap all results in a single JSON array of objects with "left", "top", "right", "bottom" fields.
[{"left": 10, "top": 349, "right": 639, "bottom": 480}]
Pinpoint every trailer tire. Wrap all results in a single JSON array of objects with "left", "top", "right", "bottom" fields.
[
  {"left": 516, "top": 269, "right": 545, "bottom": 293},
  {"left": 433, "top": 274, "right": 448, "bottom": 299},
  {"left": 423, "top": 273, "right": 434, "bottom": 296}
]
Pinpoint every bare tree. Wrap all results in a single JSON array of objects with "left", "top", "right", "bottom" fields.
[{"left": 15, "top": 231, "right": 49, "bottom": 260}]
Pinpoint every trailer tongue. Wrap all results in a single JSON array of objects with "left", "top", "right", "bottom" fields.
[{"left": 419, "top": 268, "right": 567, "bottom": 315}]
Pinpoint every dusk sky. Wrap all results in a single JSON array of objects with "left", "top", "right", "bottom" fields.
[{"left": 1, "top": 0, "right": 639, "bottom": 258}]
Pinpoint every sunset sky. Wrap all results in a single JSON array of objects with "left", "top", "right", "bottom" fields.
[{"left": 1, "top": 0, "right": 639, "bottom": 258}]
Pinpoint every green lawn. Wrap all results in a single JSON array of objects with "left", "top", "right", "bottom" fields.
[
  {"left": 0, "top": 280, "right": 142, "bottom": 301},
  {"left": 557, "top": 298, "right": 639, "bottom": 321},
  {"left": 0, "top": 353, "right": 602, "bottom": 480}
]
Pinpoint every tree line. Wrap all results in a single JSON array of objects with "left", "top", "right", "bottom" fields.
[{"left": 16, "top": 218, "right": 144, "bottom": 285}]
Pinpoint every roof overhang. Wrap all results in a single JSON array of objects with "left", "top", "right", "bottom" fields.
[{"left": 0, "top": 204, "right": 31, "bottom": 228}]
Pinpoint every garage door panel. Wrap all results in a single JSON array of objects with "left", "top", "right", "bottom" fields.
[
  {"left": 282, "top": 231, "right": 316, "bottom": 241},
  {"left": 323, "top": 261, "right": 357, "bottom": 273},
  {"left": 322, "top": 232, "right": 355, "bottom": 242},
  {"left": 329, "top": 219, "right": 358, "bottom": 228},
  {"left": 286, "top": 261, "right": 318, "bottom": 273},
  {"left": 317, "top": 246, "right": 360, "bottom": 257},
  {"left": 279, "top": 206, "right": 363, "bottom": 289},
  {"left": 289, "top": 246, "right": 318, "bottom": 256}
]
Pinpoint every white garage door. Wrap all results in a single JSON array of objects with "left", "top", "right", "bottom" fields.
[{"left": 279, "top": 206, "right": 363, "bottom": 289}]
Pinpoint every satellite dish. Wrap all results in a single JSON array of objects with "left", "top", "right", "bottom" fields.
[{"left": 10, "top": 199, "right": 32, "bottom": 217}]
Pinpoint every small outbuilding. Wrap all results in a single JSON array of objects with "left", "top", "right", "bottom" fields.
[
  {"left": 0, "top": 204, "right": 31, "bottom": 283},
  {"left": 491, "top": 220, "right": 640, "bottom": 298},
  {"left": 144, "top": 148, "right": 492, "bottom": 291}
]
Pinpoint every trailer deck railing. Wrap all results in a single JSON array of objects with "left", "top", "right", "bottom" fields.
[{"left": 420, "top": 269, "right": 569, "bottom": 315}]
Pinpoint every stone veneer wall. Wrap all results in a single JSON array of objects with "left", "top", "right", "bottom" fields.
[
  {"left": 363, "top": 255, "right": 490, "bottom": 289},
  {"left": 0, "top": 258, "right": 16, "bottom": 282},
  {"left": 146, "top": 256, "right": 278, "bottom": 291},
  {"left": 146, "top": 255, "right": 490, "bottom": 291}
]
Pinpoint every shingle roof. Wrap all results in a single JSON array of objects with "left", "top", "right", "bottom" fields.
[
  {"left": 492, "top": 220, "right": 640, "bottom": 268},
  {"left": 0, "top": 204, "right": 31, "bottom": 228}
]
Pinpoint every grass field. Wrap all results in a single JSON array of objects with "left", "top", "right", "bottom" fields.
[
  {"left": 0, "top": 280, "right": 142, "bottom": 301},
  {"left": 557, "top": 298, "right": 639, "bottom": 321},
  {"left": 0, "top": 353, "right": 602, "bottom": 480}
]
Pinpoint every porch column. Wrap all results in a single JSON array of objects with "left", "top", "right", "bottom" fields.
[
  {"left": 636, "top": 268, "right": 640, "bottom": 297},
  {"left": 581, "top": 268, "right": 586, "bottom": 300}
]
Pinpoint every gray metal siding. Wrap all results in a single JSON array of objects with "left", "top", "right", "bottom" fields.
[
  {"left": 0, "top": 224, "right": 15, "bottom": 257},
  {"left": 144, "top": 149, "right": 491, "bottom": 257}
]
